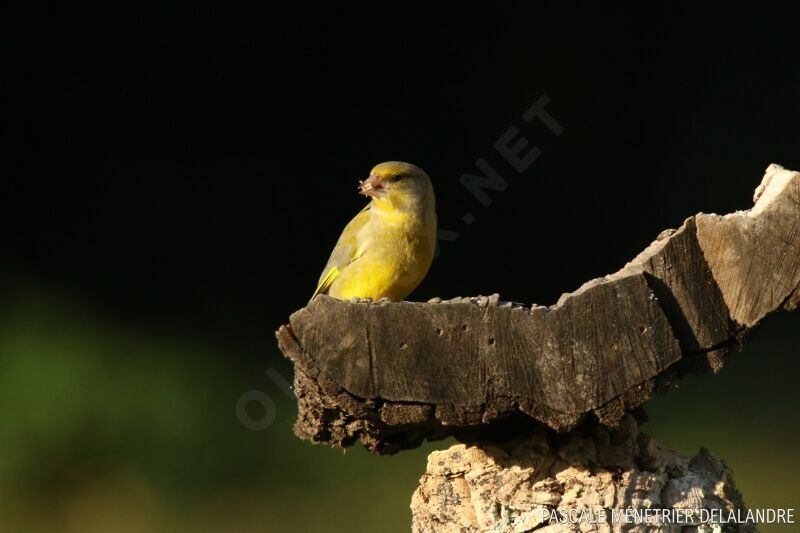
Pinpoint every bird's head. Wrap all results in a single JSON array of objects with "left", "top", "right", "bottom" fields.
[{"left": 359, "top": 161, "right": 433, "bottom": 212}]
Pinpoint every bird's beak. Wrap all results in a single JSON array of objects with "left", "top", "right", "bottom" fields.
[{"left": 358, "top": 174, "right": 387, "bottom": 198}]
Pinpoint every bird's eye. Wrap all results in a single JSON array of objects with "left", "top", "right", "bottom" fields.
[{"left": 392, "top": 174, "right": 406, "bottom": 182}]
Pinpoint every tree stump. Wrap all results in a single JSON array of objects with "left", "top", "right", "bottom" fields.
[{"left": 411, "top": 415, "right": 753, "bottom": 532}]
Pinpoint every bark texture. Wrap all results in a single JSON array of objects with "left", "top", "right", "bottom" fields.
[
  {"left": 411, "top": 416, "right": 753, "bottom": 533},
  {"left": 276, "top": 164, "right": 800, "bottom": 454}
]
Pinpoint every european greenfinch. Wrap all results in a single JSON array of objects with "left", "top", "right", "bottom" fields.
[{"left": 312, "top": 161, "right": 437, "bottom": 302}]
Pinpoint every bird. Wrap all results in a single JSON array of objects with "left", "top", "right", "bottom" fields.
[{"left": 311, "top": 161, "right": 437, "bottom": 302}]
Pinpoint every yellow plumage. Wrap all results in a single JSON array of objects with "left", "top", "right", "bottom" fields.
[{"left": 312, "top": 161, "right": 437, "bottom": 302}]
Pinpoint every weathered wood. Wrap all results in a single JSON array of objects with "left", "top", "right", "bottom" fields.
[
  {"left": 565, "top": 216, "right": 735, "bottom": 353},
  {"left": 695, "top": 168, "right": 800, "bottom": 327},
  {"left": 277, "top": 164, "right": 800, "bottom": 454},
  {"left": 411, "top": 416, "right": 752, "bottom": 532}
]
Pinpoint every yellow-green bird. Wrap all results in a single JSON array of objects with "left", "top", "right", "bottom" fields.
[{"left": 312, "top": 161, "right": 437, "bottom": 302}]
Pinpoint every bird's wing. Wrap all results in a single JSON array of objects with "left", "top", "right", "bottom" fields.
[{"left": 311, "top": 204, "right": 372, "bottom": 299}]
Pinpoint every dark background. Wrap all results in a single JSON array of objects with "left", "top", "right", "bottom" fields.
[{"left": 2, "top": 4, "right": 799, "bottom": 532}]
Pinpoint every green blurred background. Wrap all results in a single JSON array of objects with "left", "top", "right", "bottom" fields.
[
  {"left": 3, "top": 4, "right": 800, "bottom": 532},
  {"left": 0, "top": 277, "right": 797, "bottom": 532}
]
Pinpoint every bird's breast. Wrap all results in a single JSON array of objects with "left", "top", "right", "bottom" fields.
[{"left": 329, "top": 201, "right": 435, "bottom": 301}]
